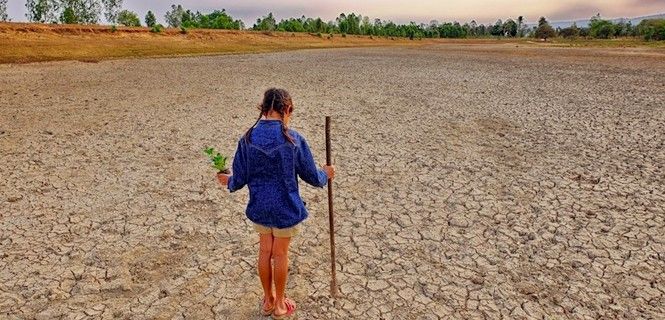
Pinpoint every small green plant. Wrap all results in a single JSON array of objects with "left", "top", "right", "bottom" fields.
[
  {"left": 342, "top": 33, "right": 347, "bottom": 38},
  {"left": 180, "top": 26, "right": 188, "bottom": 34},
  {"left": 111, "top": 25, "right": 117, "bottom": 33},
  {"left": 316, "top": 32, "right": 322, "bottom": 37},
  {"left": 204, "top": 147, "right": 229, "bottom": 173},
  {"left": 150, "top": 24, "right": 163, "bottom": 33}
]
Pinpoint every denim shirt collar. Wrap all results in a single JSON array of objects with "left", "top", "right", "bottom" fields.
[{"left": 259, "top": 119, "right": 282, "bottom": 124}]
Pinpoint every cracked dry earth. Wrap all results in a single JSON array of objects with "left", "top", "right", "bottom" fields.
[{"left": 1, "top": 44, "right": 665, "bottom": 319}]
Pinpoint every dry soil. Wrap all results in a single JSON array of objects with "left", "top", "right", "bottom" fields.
[{"left": 1, "top": 44, "right": 664, "bottom": 319}]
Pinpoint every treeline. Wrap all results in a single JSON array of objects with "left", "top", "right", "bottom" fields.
[
  {"left": 556, "top": 15, "right": 665, "bottom": 41},
  {"left": 22, "top": 0, "right": 123, "bottom": 24},
  {"left": 18, "top": 0, "right": 152, "bottom": 27},
  {"left": 254, "top": 12, "right": 665, "bottom": 41},
  {"left": 12, "top": 1, "right": 246, "bottom": 31},
  {"left": 164, "top": 5, "right": 243, "bottom": 30},
  {"left": 253, "top": 12, "right": 532, "bottom": 39},
  {"left": 2, "top": 2, "right": 663, "bottom": 41}
]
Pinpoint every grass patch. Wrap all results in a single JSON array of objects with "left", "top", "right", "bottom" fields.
[
  {"left": 0, "top": 22, "right": 432, "bottom": 64},
  {"left": 0, "top": 22, "right": 662, "bottom": 64}
]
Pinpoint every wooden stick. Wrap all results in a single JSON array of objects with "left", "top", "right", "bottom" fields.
[{"left": 325, "top": 116, "right": 338, "bottom": 297}]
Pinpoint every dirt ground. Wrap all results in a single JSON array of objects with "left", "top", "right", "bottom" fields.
[{"left": 1, "top": 44, "right": 664, "bottom": 319}]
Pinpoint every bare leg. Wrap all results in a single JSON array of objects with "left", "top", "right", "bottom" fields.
[
  {"left": 272, "top": 236, "right": 292, "bottom": 316},
  {"left": 258, "top": 233, "right": 274, "bottom": 311}
]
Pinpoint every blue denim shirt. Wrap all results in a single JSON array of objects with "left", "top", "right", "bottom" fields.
[{"left": 227, "top": 120, "right": 328, "bottom": 228}]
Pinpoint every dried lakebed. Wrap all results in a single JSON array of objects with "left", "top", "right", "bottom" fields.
[{"left": 1, "top": 45, "right": 664, "bottom": 319}]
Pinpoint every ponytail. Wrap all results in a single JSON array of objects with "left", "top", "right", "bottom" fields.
[
  {"left": 280, "top": 120, "right": 295, "bottom": 145},
  {"left": 245, "top": 88, "right": 295, "bottom": 144},
  {"left": 243, "top": 113, "right": 262, "bottom": 143}
]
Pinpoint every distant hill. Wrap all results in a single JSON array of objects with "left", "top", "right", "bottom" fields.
[{"left": 528, "top": 13, "right": 665, "bottom": 29}]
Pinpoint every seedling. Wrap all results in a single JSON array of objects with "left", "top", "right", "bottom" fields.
[{"left": 204, "top": 147, "right": 230, "bottom": 174}]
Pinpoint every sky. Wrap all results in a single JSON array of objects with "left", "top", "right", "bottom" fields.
[{"left": 5, "top": 0, "right": 665, "bottom": 25}]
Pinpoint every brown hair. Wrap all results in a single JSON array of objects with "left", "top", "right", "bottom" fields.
[{"left": 244, "top": 88, "right": 295, "bottom": 144}]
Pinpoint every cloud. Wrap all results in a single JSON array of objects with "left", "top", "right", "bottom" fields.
[
  {"left": 535, "top": 0, "right": 664, "bottom": 22},
  {"left": 633, "top": 0, "right": 665, "bottom": 4},
  {"left": 547, "top": 3, "right": 603, "bottom": 21}
]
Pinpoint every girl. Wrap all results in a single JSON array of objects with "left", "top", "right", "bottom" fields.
[{"left": 217, "top": 88, "right": 335, "bottom": 319}]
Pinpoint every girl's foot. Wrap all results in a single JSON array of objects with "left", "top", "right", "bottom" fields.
[
  {"left": 261, "top": 296, "right": 275, "bottom": 316},
  {"left": 272, "top": 297, "right": 296, "bottom": 319}
]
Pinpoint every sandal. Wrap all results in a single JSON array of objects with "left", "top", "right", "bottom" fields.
[
  {"left": 271, "top": 298, "right": 296, "bottom": 319},
  {"left": 261, "top": 298, "right": 274, "bottom": 316}
]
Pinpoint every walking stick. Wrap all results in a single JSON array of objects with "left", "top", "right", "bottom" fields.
[{"left": 325, "top": 116, "right": 338, "bottom": 297}]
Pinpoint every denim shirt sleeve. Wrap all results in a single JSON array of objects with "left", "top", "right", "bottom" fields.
[
  {"left": 228, "top": 138, "right": 247, "bottom": 192},
  {"left": 295, "top": 134, "right": 328, "bottom": 188}
]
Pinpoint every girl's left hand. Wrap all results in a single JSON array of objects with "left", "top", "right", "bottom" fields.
[{"left": 217, "top": 173, "right": 231, "bottom": 186}]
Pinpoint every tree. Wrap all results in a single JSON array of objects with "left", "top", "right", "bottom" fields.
[
  {"left": 0, "top": 0, "right": 9, "bottom": 21},
  {"left": 637, "top": 19, "right": 665, "bottom": 41},
  {"left": 517, "top": 16, "right": 524, "bottom": 37},
  {"left": 204, "top": 9, "right": 243, "bottom": 30},
  {"left": 477, "top": 24, "right": 487, "bottom": 37},
  {"left": 147, "top": 6, "right": 244, "bottom": 30},
  {"left": 59, "top": 0, "right": 101, "bottom": 24},
  {"left": 100, "top": 0, "right": 122, "bottom": 24},
  {"left": 559, "top": 23, "right": 580, "bottom": 38},
  {"left": 361, "top": 16, "right": 372, "bottom": 35},
  {"left": 313, "top": 17, "right": 325, "bottom": 33},
  {"left": 178, "top": 8, "right": 195, "bottom": 28},
  {"left": 254, "top": 12, "right": 276, "bottom": 31},
  {"left": 26, "top": 0, "right": 59, "bottom": 23},
  {"left": 165, "top": 4, "right": 185, "bottom": 27},
  {"left": 490, "top": 19, "right": 503, "bottom": 36},
  {"left": 276, "top": 17, "right": 303, "bottom": 32},
  {"left": 145, "top": 10, "right": 156, "bottom": 27},
  {"left": 468, "top": 20, "right": 477, "bottom": 36},
  {"left": 60, "top": 6, "right": 77, "bottom": 23},
  {"left": 538, "top": 16, "right": 547, "bottom": 27},
  {"left": 589, "top": 14, "right": 615, "bottom": 39},
  {"left": 336, "top": 13, "right": 348, "bottom": 34},
  {"left": 117, "top": 9, "right": 139, "bottom": 26},
  {"left": 503, "top": 19, "right": 518, "bottom": 37},
  {"left": 534, "top": 17, "right": 556, "bottom": 40}
]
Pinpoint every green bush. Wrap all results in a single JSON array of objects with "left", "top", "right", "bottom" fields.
[
  {"left": 637, "top": 19, "right": 665, "bottom": 41},
  {"left": 316, "top": 32, "right": 322, "bottom": 37},
  {"left": 342, "top": 33, "right": 347, "bottom": 38},
  {"left": 589, "top": 16, "right": 615, "bottom": 39},
  {"left": 117, "top": 10, "right": 141, "bottom": 27},
  {"left": 150, "top": 24, "right": 164, "bottom": 33},
  {"left": 534, "top": 24, "right": 556, "bottom": 40},
  {"left": 180, "top": 26, "right": 188, "bottom": 34},
  {"left": 111, "top": 25, "right": 117, "bottom": 33},
  {"left": 60, "top": 7, "right": 77, "bottom": 24},
  {"left": 559, "top": 25, "right": 580, "bottom": 38}
]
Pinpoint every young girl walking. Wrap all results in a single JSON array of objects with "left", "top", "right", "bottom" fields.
[{"left": 217, "top": 88, "right": 335, "bottom": 319}]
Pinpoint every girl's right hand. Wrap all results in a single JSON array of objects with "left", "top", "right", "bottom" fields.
[
  {"left": 217, "top": 173, "right": 231, "bottom": 186},
  {"left": 323, "top": 165, "right": 335, "bottom": 180}
]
